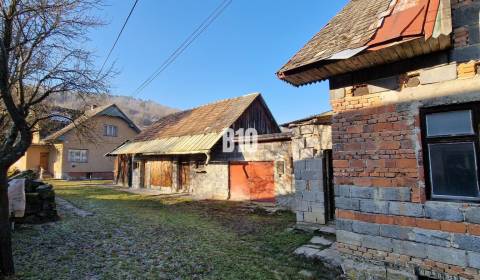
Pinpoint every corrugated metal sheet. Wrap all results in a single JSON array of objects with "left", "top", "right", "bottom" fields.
[{"left": 109, "top": 132, "right": 223, "bottom": 156}]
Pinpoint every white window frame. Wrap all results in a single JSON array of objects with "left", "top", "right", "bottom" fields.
[
  {"left": 68, "top": 149, "right": 88, "bottom": 163},
  {"left": 104, "top": 124, "right": 118, "bottom": 137}
]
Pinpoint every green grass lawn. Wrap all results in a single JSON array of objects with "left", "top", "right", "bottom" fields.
[{"left": 11, "top": 181, "right": 338, "bottom": 280}]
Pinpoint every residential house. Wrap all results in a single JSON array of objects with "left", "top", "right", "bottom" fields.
[
  {"left": 109, "top": 93, "right": 295, "bottom": 208},
  {"left": 12, "top": 104, "right": 140, "bottom": 180},
  {"left": 278, "top": 0, "right": 480, "bottom": 278}
]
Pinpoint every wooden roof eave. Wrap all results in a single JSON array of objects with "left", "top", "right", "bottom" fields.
[{"left": 279, "top": 34, "right": 452, "bottom": 87}]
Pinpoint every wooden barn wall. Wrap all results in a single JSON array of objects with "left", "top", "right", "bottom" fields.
[{"left": 231, "top": 99, "right": 280, "bottom": 135}]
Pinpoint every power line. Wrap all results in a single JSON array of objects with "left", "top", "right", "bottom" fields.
[
  {"left": 99, "top": 0, "right": 140, "bottom": 73},
  {"left": 131, "top": 0, "right": 232, "bottom": 98}
]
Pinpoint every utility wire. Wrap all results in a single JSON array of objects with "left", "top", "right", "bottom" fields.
[
  {"left": 99, "top": 0, "right": 140, "bottom": 73},
  {"left": 130, "top": 0, "right": 232, "bottom": 97}
]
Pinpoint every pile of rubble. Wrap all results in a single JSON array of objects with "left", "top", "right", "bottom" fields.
[{"left": 9, "top": 170, "right": 59, "bottom": 224}]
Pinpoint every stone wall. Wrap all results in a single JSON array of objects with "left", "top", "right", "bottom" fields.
[
  {"left": 289, "top": 122, "right": 332, "bottom": 225},
  {"left": 212, "top": 138, "right": 294, "bottom": 208},
  {"left": 330, "top": 1, "right": 480, "bottom": 278}
]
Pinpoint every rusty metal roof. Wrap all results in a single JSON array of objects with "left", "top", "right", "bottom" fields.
[
  {"left": 277, "top": 0, "right": 452, "bottom": 86},
  {"left": 109, "top": 93, "right": 267, "bottom": 156},
  {"left": 108, "top": 133, "right": 223, "bottom": 156}
]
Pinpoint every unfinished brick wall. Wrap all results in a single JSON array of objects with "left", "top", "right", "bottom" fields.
[{"left": 330, "top": 1, "right": 480, "bottom": 278}]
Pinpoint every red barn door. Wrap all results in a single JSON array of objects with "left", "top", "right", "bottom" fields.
[{"left": 229, "top": 162, "right": 275, "bottom": 203}]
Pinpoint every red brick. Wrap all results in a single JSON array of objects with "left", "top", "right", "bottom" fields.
[
  {"left": 375, "top": 215, "right": 395, "bottom": 225},
  {"left": 350, "top": 160, "right": 364, "bottom": 168},
  {"left": 379, "top": 141, "right": 401, "bottom": 150},
  {"left": 371, "top": 178, "right": 393, "bottom": 187},
  {"left": 440, "top": 221, "right": 467, "bottom": 233},
  {"left": 347, "top": 126, "right": 363, "bottom": 133},
  {"left": 416, "top": 218, "right": 441, "bottom": 230},
  {"left": 337, "top": 210, "right": 355, "bottom": 220},
  {"left": 395, "top": 216, "right": 417, "bottom": 227},
  {"left": 468, "top": 224, "right": 480, "bottom": 236},
  {"left": 334, "top": 160, "right": 349, "bottom": 168},
  {"left": 396, "top": 159, "right": 417, "bottom": 169}
]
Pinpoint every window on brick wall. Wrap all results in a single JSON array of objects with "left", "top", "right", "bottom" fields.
[{"left": 421, "top": 103, "right": 480, "bottom": 202}]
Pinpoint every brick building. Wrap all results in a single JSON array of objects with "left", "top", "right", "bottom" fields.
[{"left": 278, "top": 0, "right": 480, "bottom": 279}]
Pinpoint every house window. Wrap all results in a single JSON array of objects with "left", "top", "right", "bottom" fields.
[
  {"left": 104, "top": 125, "right": 118, "bottom": 137},
  {"left": 421, "top": 104, "right": 480, "bottom": 201},
  {"left": 68, "top": 149, "right": 88, "bottom": 163}
]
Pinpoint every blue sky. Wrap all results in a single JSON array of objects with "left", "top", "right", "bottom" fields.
[{"left": 88, "top": 0, "right": 348, "bottom": 123}]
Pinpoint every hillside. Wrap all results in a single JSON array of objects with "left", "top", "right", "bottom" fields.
[{"left": 47, "top": 93, "right": 178, "bottom": 130}]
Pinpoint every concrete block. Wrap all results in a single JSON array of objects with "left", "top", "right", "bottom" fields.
[
  {"left": 308, "top": 179, "right": 323, "bottom": 191},
  {"left": 334, "top": 185, "right": 351, "bottom": 198},
  {"left": 427, "top": 245, "right": 468, "bottom": 267},
  {"left": 304, "top": 211, "right": 325, "bottom": 224},
  {"left": 468, "top": 251, "right": 480, "bottom": 269},
  {"left": 388, "top": 202, "right": 424, "bottom": 217},
  {"left": 295, "top": 199, "right": 309, "bottom": 212},
  {"left": 296, "top": 211, "right": 304, "bottom": 222},
  {"left": 330, "top": 88, "right": 345, "bottom": 100},
  {"left": 424, "top": 201, "right": 464, "bottom": 222},
  {"left": 310, "top": 202, "right": 326, "bottom": 213},
  {"left": 465, "top": 207, "right": 480, "bottom": 224},
  {"left": 293, "top": 160, "right": 306, "bottom": 172},
  {"left": 419, "top": 64, "right": 457, "bottom": 85},
  {"left": 352, "top": 221, "right": 380, "bottom": 235},
  {"left": 410, "top": 228, "right": 451, "bottom": 247},
  {"left": 295, "top": 170, "right": 304, "bottom": 180},
  {"left": 359, "top": 199, "right": 389, "bottom": 214},
  {"left": 302, "top": 170, "right": 322, "bottom": 180},
  {"left": 453, "top": 234, "right": 480, "bottom": 253},
  {"left": 336, "top": 230, "right": 362, "bottom": 246},
  {"left": 302, "top": 191, "right": 321, "bottom": 202},
  {"left": 392, "top": 239, "right": 428, "bottom": 259},
  {"left": 336, "top": 219, "right": 353, "bottom": 232},
  {"left": 305, "top": 158, "right": 322, "bottom": 171},
  {"left": 367, "top": 76, "right": 399, "bottom": 94},
  {"left": 335, "top": 197, "right": 360, "bottom": 211},
  {"left": 362, "top": 235, "right": 393, "bottom": 252},
  {"left": 386, "top": 268, "right": 417, "bottom": 280},
  {"left": 295, "top": 180, "right": 307, "bottom": 192},
  {"left": 380, "top": 224, "right": 411, "bottom": 240},
  {"left": 375, "top": 187, "right": 411, "bottom": 202},
  {"left": 350, "top": 186, "right": 375, "bottom": 199}
]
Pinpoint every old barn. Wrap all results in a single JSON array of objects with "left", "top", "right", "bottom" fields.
[{"left": 109, "top": 93, "right": 294, "bottom": 207}]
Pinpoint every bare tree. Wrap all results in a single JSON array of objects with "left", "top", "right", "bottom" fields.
[{"left": 0, "top": 0, "right": 109, "bottom": 275}]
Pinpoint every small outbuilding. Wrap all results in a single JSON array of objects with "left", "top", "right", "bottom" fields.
[{"left": 109, "top": 93, "right": 295, "bottom": 208}]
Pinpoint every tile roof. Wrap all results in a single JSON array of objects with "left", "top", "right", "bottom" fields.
[
  {"left": 133, "top": 93, "right": 261, "bottom": 142},
  {"left": 109, "top": 93, "right": 269, "bottom": 156},
  {"left": 278, "top": 0, "right": 393, "bottom": 74}
]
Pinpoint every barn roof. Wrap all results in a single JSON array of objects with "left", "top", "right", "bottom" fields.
[
  {"left": 43, "top": 104, "right": 140, "bottom": 142},
  {"left": 109, "top": 93, "right": 279, "bottom": 156},
  {"left": 277, "top": 0, "right": 452, "bottom": 86}
]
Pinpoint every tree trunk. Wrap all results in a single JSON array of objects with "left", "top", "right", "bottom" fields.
[{"left": 0, "top": 168, "right": 14, "bottom": 276}]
